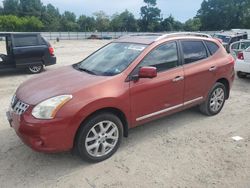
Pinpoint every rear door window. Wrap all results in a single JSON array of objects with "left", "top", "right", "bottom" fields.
[
  {"left": 205, "top": 41, "right": 219, "bottom": 55},
  {"left": 13, "top": 35, "right": 39, "bottom": 47},
  {"left": 181, "top": 40, "right": 208, "bottom": 64}
]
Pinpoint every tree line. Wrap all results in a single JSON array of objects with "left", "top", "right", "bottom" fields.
[{"left": 0, "top": 0, "right": 249, "bottom": 32}]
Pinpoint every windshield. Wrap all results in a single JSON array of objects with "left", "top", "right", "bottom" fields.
[
  {"left": 78, "top": 42, "right": 147, "bottom": 76},
  {"left": 214, "top": 34, "right": 231, "bottom": 43}
]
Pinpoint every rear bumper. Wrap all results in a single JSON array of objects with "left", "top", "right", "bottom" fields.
[
  {"left": 6, "top": 109, "right": 73, "bottom": 153},
  {"left": 44, "top": 56, "right": 56, "bottom": 66},
  {"left": 235, "top": 59, "right": 250, "bottom": 73}
]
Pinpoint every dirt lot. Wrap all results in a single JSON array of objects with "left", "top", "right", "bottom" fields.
[{"left": 0, "top": 40, "right": 250, "bottom": 188}]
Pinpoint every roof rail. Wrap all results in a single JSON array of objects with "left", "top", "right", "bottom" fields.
[
  {"left": 124, "top": 33, "right": 162, "bottom": 37},
  {"left": 155, "top": 32, "right": 212, "bottom": 41},
  {"left": 118, "top": 33, "right": 161, "bottom": 40}
]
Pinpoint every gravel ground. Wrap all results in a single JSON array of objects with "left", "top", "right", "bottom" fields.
[{"left": 0, "top": 40, "right": 250, "bottom": 188}]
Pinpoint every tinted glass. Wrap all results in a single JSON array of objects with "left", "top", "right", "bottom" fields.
[
  {"left": 214, "top": 34, "right": 231, "bottom": 43},
  {"left": 13, "top": 35, "right": 39, "bottom": 47},
  {"left": 181, "top": 41, "right": 207, "bottom": 64},
  {"left": 79, "top": 43, "right": 147, "bottom": 76},
  {"left": 205, "top": 41, "right": 219, "bottom": 55},
  {"left": 240, "top": 42, "right": 250, "bottom": 50},
  {"left": 139, "top": 42, "right": 178, "bottom": 72},
  {"left": 230, "top": 37, "right": 238, "bottom": 43},
  {"left": 231, "top": 42, "right": 240, "bottom": 50}
]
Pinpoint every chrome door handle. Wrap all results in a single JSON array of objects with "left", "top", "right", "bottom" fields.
[
  {"left": 209, "top": 66, "right": 217, "bottom": 72},
  {"left": 172, "top": 76, "right": 184, "bottom": 82}
]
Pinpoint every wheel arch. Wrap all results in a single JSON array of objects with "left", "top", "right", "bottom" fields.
[
  {"left": 73, "top": 107, "right": 129, "bottom": 150},
  {"left": 216, "top": 78, "right": 230, "bottom": 99}
]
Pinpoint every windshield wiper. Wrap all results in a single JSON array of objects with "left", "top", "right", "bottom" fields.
[{"left": 78, "top": 66, "right": 96, "bottom": 75}]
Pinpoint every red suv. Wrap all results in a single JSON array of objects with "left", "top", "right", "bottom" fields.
[{"left": 6, "top": 33, "right": 235, "bottom": 162}]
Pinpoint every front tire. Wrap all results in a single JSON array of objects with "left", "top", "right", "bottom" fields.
[
  {"left": 199, "top": 82, "right": 226, "bottom": 116},
  {"left": 76, "top": 113, "right": 123, "bottom": 163},
  {"left": 27, "top": 65, "right": 44, "bottom": 74}
]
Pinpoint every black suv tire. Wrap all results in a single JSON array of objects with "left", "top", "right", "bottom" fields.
[{"left": 27, "top": 65, "right": 44, "bottom": 74}]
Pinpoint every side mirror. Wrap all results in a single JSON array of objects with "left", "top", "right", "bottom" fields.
[{"left": 138, "top": 66, "right": 157, "bottom": 79}]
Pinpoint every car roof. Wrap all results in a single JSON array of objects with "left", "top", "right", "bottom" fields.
[
  {"left": 115, "top": 32, "right": 213, "bottom": 45},
  {"left": 215, "top": 31, "right": 247, "bottom": 37}
]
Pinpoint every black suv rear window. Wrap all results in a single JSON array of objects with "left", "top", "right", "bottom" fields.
[
  {"left": 13, "top": 35, "right": 39, "bottom": 47},
  {"left": 205, "top": 41, "right": 219, "bottom": 55},
  {"left": 181, "top": 41, "right": 208, "bottom": 64}
]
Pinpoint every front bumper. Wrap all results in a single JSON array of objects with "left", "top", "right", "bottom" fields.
[{"left": 6, "top": 109, "right": 74, "bottom": 153}]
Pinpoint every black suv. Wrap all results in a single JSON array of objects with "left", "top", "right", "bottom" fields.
[
  {"left": 214, "top": 30, "right": 248, "bottom": 52},
  {"left": 0, "top": 33, "right": 56, "bottom": 74}
]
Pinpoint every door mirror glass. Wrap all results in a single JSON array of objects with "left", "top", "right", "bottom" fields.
[{"left": 138, "top": 66, "right": 157, "bottom": 79}]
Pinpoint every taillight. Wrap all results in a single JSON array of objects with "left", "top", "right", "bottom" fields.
[
  {"left": 49, "top": 47, "right": 55, "bottom": 56},
  {"left": 237, "top": 52, "right": 244, "bottom": 60}
]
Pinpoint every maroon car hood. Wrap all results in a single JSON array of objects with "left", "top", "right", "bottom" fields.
[{"left": 16, "top": 66, "right": 110, "bottom": 105}]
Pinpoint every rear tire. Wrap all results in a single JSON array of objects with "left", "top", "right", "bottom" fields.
[
  {"left": 76, "top": 113, "right": 123, "bottom": 163},
  {"left": 199, "top": 82, "right": 226, "bottom": 116},
  {"left": 27, "top": 65, "right": 44, "bottom": 74},
  {"left": 237, "top": 71, "right": 247, "bottom": 79}
]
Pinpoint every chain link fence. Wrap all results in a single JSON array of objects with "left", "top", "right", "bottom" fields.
[{"left": 40, "top": 31, "right": 221, "bottom": 40}]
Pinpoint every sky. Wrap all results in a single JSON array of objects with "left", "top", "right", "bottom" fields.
[{"left": 1, "top": 0, "right": 204, "bottom": 22}]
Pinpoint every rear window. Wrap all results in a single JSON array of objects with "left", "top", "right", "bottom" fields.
[
  {"left": 231, "top": 42, "right": 240, "bottom": 50},
  {"left": 181, "top": 40, "right": 208, "bottom": 64},
  {"left": 205, "top": 41, "right": 219, "bottom": 55},
  {"left": 13, "top": 35, "right": 39, "bottom": 47},
  {"left": 240, "top": 42, "right": 250, "bottom": 50}
]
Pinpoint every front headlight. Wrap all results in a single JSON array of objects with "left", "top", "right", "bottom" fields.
[{"left": 32, "top": 95, "right": 73, "bottom": 119}]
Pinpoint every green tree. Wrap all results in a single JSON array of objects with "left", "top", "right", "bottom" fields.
[
  {"left": 94, "top": 11, "right": 110, "bottom": 31},
  {"left": 19, "top": 0, "right": 43, "bottom": 17},
  {"left": 41, "top": 4, "right": 61, "bottom": 31},
  {"left": 140, "top": 0, "right": 162, "bottom": 31},
  {"left": 0, "top": 15, "right": 43, "bottom": 31},
  {"left": 161, "top": 15, "right": 183, "bottom": 31},
  {"left": 2, "top": 0, "right": 19, "bottom": 15},
  {"left": 197, "top": 0, "right": 250, "bottom": 30},
  {"left": 22, "top": 16, "right": 44, "bottom": 31},
  {"left": 60, "top": 11, "right": 79, "bottom": 31},
  {"left": 0, "top": 15, "right": 21, "bottom": 31},
  {"left": 110, "top": 10, "right": 138, "bottom": 31},
  {"left": 184, "top": 17, "right": 201, "bottom": 31},
  {"left": 77, "top": 15, "right": 96, "bottom": 31}
]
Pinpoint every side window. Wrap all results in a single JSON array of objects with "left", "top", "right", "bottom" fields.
[
  {"left": 139, "top": 42, "right": 178, "bottom": 72},
  {"left": 240, "top": 42, "right": 250, "bottom": 50},
  {"left": 205, "top": 41, "right": 219, "bottom": 55},
  {"left": 231, "top": 42, "right": 240, "bottom": 50},
  {"left": 230, "top": 37, "right": 238, "bottom": 44},
  {"left": 13, "top": 35, "right": 39, "bottom": 47},
  {"left": 181, "top": 41, "right": 207, "bottom": 64}
]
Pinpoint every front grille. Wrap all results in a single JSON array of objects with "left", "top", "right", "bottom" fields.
[{"left": 11, "top": 95, "right": 29, "bottom": 115}]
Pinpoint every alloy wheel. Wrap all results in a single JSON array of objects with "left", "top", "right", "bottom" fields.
[
  {"left": 85, "top": 121, "right": 119, "bottom": 157},
  {"left": 209, "top": 87, "right": 225, "bottom": 113},
  {"left": 29, "top": 65, "right": 42, "bottom": 73}
]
